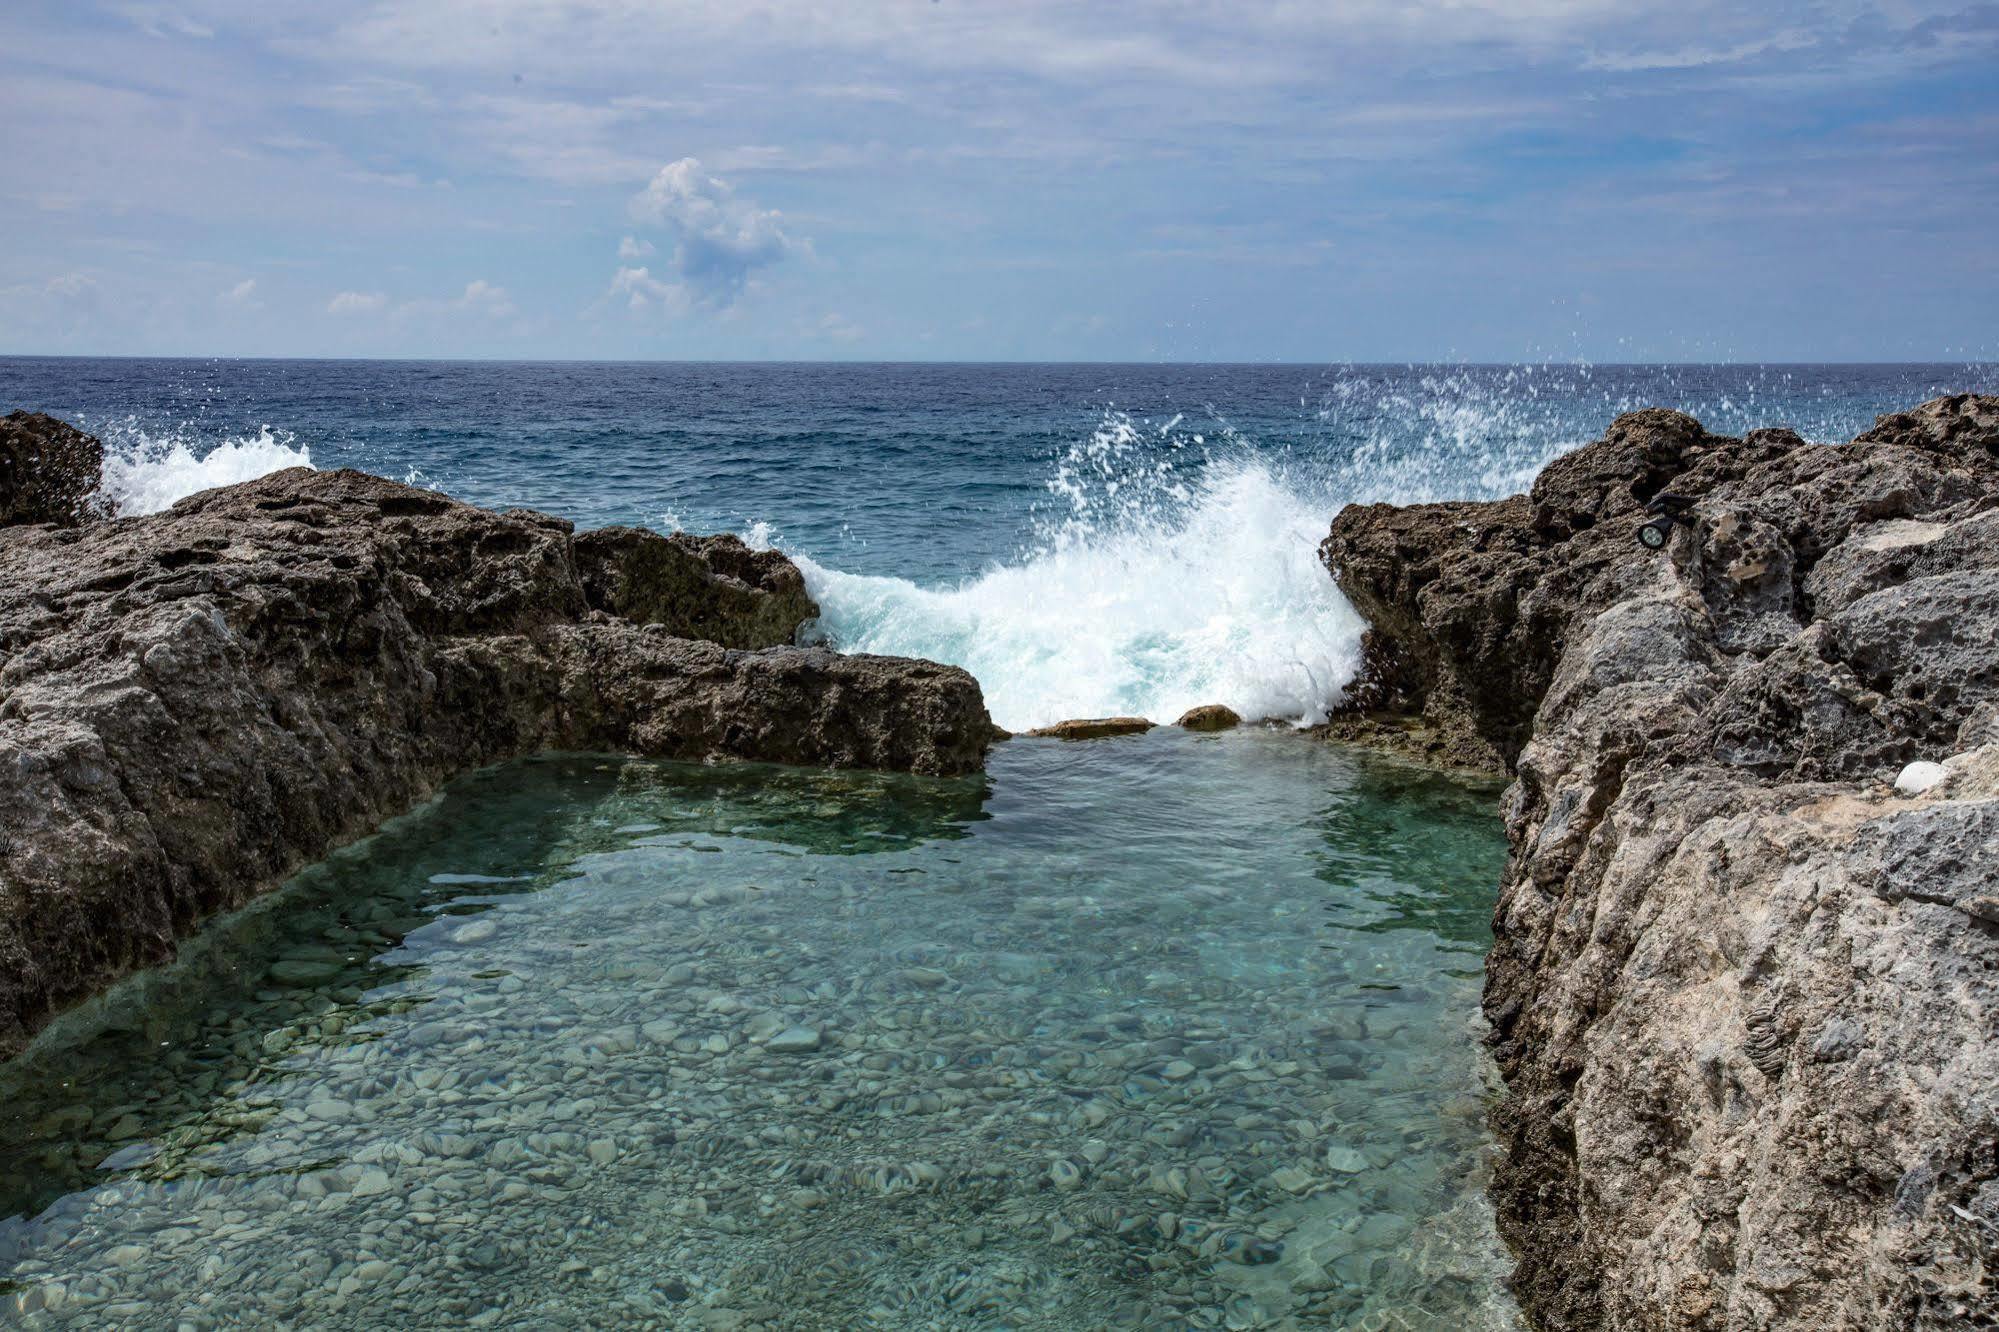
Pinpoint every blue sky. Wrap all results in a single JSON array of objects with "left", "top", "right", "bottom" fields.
[{"left": 3, "top": 1, "right": 1995, "bottom": 361}]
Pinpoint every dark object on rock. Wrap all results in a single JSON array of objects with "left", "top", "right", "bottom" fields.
[
  {"left": 572, "top": 526, "right": 817, "bottom": 649},
  {"left": 1025, "top": 716, "right": 1156, "bottom": 739},
  {"left": 0, "top": 411, "right": 106, "bottom": 527},
  {"left": 1634, "top": 490, "right": 1694, "bottom": 550},
  {"left": 1322, "top": 395, "right": 1999, "bottom": 1331},
  {"left": 0, "top": 465, "right": 993, "bottom": 1060},
  {"left": 1174, "top": 704, "right": 1242, "bottom": 732}
]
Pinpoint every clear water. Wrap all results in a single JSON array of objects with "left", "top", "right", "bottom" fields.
[{"left": 0, "top": 734, "right": 1510, "bottom": 1330}]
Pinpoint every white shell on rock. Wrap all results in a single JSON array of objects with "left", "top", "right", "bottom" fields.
[{"left": 1893, "top": 761, "right": 1948, "bottom": 797}]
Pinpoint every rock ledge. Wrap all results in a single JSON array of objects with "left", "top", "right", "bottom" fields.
[
  {"left": 1322, "top": 394, "right": 1999, "bottom": 1329},
  {"left": 0, "top": 458, "right": 992, "bottom": 1058}
]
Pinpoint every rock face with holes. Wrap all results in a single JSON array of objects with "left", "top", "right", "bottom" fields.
[
  {"left": 1, "top": 411, "right": 106, "bottom": 528},
  {"left": 0, "top": 465, "right": 992, "bottom": 1058},
  {"left": 571, "top": 525, "right": 818, "bottom": 649},
  {"left": 1323, "top": 395, "right": 1999, "bottom": 1330}
]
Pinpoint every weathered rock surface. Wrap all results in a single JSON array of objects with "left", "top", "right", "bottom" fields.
[
  {"left": 1024, "top": 716, "right": 1156, "bottom": 739},
  {"left": 1175, "top": 704, "right": 1242, "bottom": 732},
  {"left": 1323, "top": 394, "right": 1999, "bottom": 1330},
  {"left": 0, "top": 465, "right": 991, "bottom": 1058},
  {"left": 1, "top": 411, "right": 105, "bottom": 527},
  {"left": 572, "top": 525, "right": 817, "bottom": 649}
]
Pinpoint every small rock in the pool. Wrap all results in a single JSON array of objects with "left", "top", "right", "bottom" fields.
[
  {"left": 1270, "top": 1166, "right": 1316, "bottom": 1193},
  {"left": 267, "top": 958, "right": 342, "bottom": 987},
  {"left": 1175, "top": 704, "right": 1242, "bottom": 732},
  {"left": 766, "top": 1025, "right": 822, "bottom": 1053},
  {"left": 1024, "top": 716, "right": 1155, "bottom": 739},
  {"left": 1324, "top": 1146, "right": 1369, "bottom": 1173}
]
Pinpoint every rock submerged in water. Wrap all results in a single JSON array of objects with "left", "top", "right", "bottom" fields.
[
  {"left": 1321, "top": 394, "right": 1999, "bottom": 1331},
  {"left": 0, "top": 456, "right": 994, "bottom": 1059},
  {"left": 1024, "top": 717, "right": 1156, "bottom": 740},
  {"left": 1174, "top": 704, "right": 1241, "bottom": 732},
  {"left": 765, "top": 1025, "right": 823, "bottom": 1054}
]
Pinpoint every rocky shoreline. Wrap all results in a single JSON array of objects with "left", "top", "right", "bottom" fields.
[
  {"left": 1323, "top": 395, "right": 1999, "bottom": 1329},
  {"left": 4, "top": 397, "right": 1995, "bottom": 1327},
  {"left": 0, "top": 426, "right": 992, "bottom": 1059}
]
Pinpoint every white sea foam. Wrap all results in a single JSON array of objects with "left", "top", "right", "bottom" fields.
[
  {"left": 774, "top": 415, "right": 1368, "bottom": 733},
  {"left": 97, "top": 424, "right": 315, "bottom": 516}
]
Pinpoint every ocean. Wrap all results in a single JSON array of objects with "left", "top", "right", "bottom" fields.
[
  {"left": 0, "top": 359, "right": 1991, "bottom": 1329},
  {"left": 3, "top": 358, "right": 1988, "bottom": 732}
]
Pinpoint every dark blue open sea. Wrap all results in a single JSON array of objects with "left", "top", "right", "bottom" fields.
[{"left": 0, "top": 359, "right": 1991, "bottom": 1330}]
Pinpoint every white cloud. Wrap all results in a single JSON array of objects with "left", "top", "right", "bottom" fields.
[
  {"left": 1584, "top": 29, "right": 1819, "bottom": 72},
  {"left": 112, "top": 4, "right": 214, "bottom": 40},
  {"left": 46, "top": 273, "right": 101, "bottom": 302},
  {"left": 800, "top": 311, "right": 864, "bottom": 344},
  {"left": 327, "top": 289, "right": 387, "bottom": 315},
  {"left": 220, "top": 277, "right": 258, "bottom": 305},
  {"left": 607, "top": 265, "right": 679, "bottom": 312},
  {"left": 624, "top": 158, "right": 803, "bottom": 309},
  {"left": 617, "top": 234, "right": 655, "bottom": 259},
  {"left": 452, "top": 278, "right": 513, "bottom": 316},
  {"left": 329, "top": 281, "right": 512, "bottom": 321}
]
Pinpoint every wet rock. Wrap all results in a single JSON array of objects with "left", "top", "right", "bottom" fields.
[
  {"left": 1174, "top": 704, "right": 1242, "bottom": 732},
  {"left": 0, "top": 463, "right": 993, "bottom": 1058},
  {"left": 267, "top": 960, "right": 344, "bottom": 988},
  {"left": 765, "top": 1026, "right": 823, "bottom": 1054},
  {"left": 572, "top": 526, "right": 816, "bottom": 649},
  {"left": 0, "top": 412, "right": 105, "bottom": 528},
  {"left": 1322, "top": 396, "right": 1999, "bottom": 1331},
  {"left": 1323, "top": 1147, "right": 1368, "bottom": 1175},
  {"left": 1025, "top": 717, "right": 1156, "bottom": 740}
]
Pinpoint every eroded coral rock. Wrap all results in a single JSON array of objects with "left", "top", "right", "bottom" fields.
[
  {"left": 1321, "top": 395, "right": 1999, "bottom": 1330},
  {"left": 572, "top": 525, "right": 817, "bottom": 648},
  {"left": 0, "top": 411, "right": 105, "bottom": 527}
]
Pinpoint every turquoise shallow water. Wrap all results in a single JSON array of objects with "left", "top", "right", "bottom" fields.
[{"left": 0, "top": 731, "right": 1512, "bottom": 1330}]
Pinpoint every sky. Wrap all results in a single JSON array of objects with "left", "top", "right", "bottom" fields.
[{"left": 2, "top": 1, "right": 1996, "bottom": 362}]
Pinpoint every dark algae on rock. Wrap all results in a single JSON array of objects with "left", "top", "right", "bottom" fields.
[
  {"left": 0, "top": 452, "right": 992, "bottom": 1060},
  {"left": 1322, "top": 395, "right": 1999, "bottom": 1330}
]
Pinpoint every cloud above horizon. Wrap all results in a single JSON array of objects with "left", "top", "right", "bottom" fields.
[
  {"left": 622, "top": 159, "right": 803, "bottom": 311},
  {"left": 0, "top": 0, "right": 1994, "bottom": 359}
]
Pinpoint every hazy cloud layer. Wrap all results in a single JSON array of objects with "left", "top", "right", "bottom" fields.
[{"left": 1, "top": 0, "right": 1994, "bottom": 358}]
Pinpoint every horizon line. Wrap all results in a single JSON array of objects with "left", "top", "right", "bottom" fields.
[{"left": 4, "top": 353, "right": 1995, "bottom": 370}]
